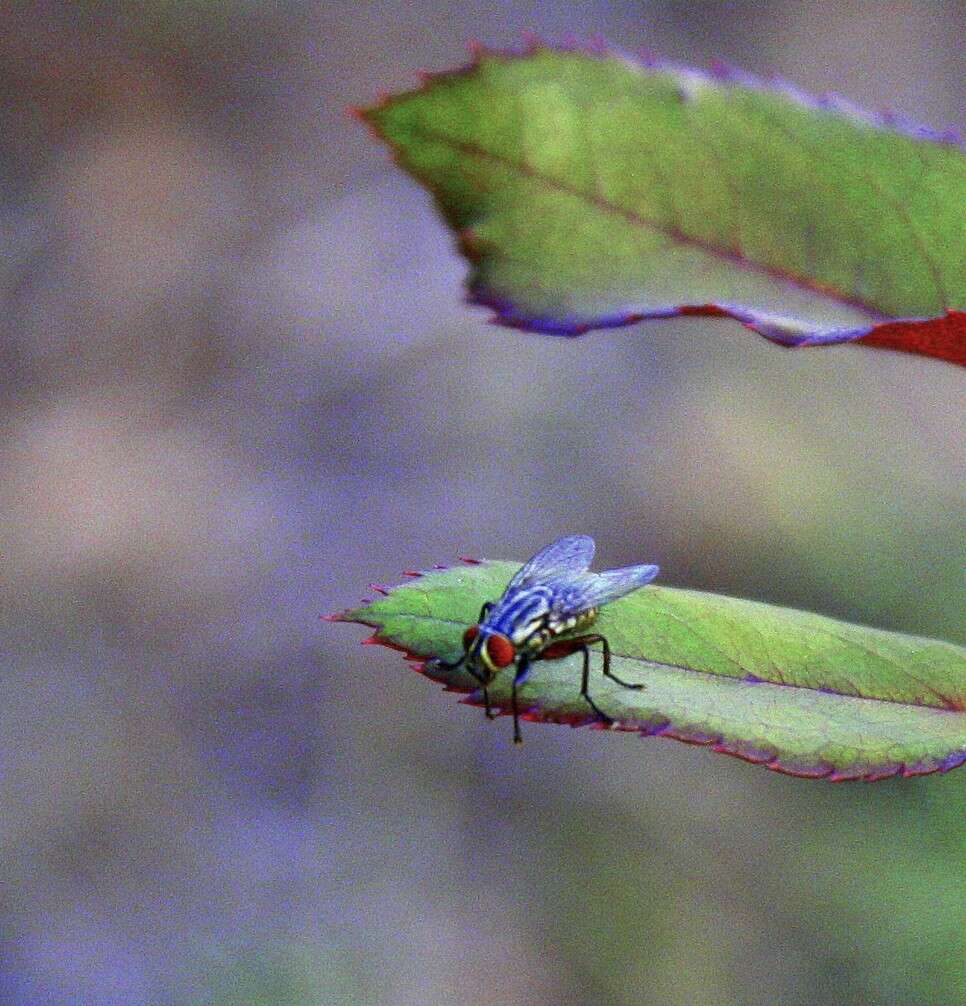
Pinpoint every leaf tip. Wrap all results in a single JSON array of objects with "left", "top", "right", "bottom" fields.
[
  {"left": 361, "top": 633, "right": 426, "bottom": 662},
  {"left": 348, "top": 98, "right": 392, "bottom": 140}
]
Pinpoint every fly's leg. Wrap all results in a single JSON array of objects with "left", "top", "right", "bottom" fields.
[
  {"left": 585, "top": 634, "right": 642, "bottom": 690},
  {"left": 469, "top": 665, "right": 495, "bottom": 720},
  {"left": 437, "top": 602, "right": 496, "bottom": 716},
  {"left": 511, "top": 656, "right": 531, "bottom": 744},
  {"left": 431, "top": 655, "right": 464, "bottom": 671},
  {"left": 477, "top": 602, "right": 495, "bottom": 718},
  {"left": 579, "top": 633, "right": 642, "bottom": 725},
  {"left": 538, "top": 634, "right": 642, "bottom": 726},
  {"left": 463, "top": 664, "right": 495, "bottom": 720},
  {"left": 576, "top": 640, "right": 615, "bottom": 725}
]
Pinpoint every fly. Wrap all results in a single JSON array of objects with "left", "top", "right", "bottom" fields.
[{"left": 432, "top": 535, "right": 659, "bottom": 743}]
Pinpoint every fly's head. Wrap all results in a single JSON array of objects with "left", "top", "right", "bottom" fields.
[{"left": 461, "top": 623, "right": 516, "bottom": 683}]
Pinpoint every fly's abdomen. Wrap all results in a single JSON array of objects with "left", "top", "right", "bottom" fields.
[
  {"left": 521, "top": 628, "right": 552, "bottom": 653},
  {"left": 573, "top": 606, "right": 599, "bottom": 631},
  {"left": 523, "top": 605, "right": 599, "bottom": 654},
  {"left": 552, "top": 606, "right": 598, "bottom": 635}
]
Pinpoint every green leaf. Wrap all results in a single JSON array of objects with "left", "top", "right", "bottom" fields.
[
  {"left": 359, "top": 43, "right": 966, "bottom": 366},
  {"left": 334, "top": 560, "right": 966, "bottom": 780}
]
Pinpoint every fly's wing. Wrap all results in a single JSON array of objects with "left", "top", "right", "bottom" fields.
[
  {"left": 558, "top": 563, "right": 660, "bottom": 613},
  {"left": 506, "top": 535, "right": 596, "bottom": 590}
]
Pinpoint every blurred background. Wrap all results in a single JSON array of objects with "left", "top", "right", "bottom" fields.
[{"left": 0, "top": 2, "right": 963, "bottom": 1004}]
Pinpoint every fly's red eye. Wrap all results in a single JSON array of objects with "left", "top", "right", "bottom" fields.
[
  {"left": 462, "top": 625, "right": 479, "bottom": 648},
  {"left": 485, "top": 633, "right": 516, "bottom": 668}
]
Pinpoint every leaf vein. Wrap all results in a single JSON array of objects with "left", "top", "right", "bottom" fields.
[{"left": 409, "top": 121, "right": 887, "bottom": 321}]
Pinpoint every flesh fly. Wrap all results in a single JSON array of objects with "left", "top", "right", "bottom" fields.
[{"left": 433, "top": 535, "right": 659, "bottom": 743}]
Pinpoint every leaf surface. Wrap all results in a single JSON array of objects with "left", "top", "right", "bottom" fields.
[
  {"left": 334, "top": 559, "right": 966, "bottom": 780},
  {"left": 359, "top": 43, "right": 966, "bottom": 366}
]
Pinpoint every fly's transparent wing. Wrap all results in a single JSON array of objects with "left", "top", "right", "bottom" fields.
[
  {"left": 507, "top": 535, "right": 595, "bottom": 589},
  {"left": 560, "top": 563, "right": 660, "bottom": 612}
]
